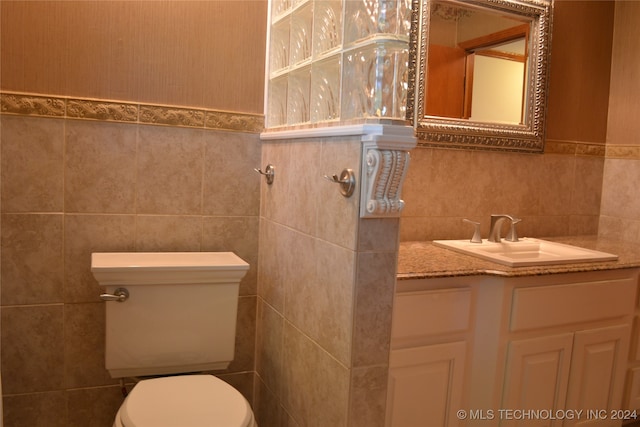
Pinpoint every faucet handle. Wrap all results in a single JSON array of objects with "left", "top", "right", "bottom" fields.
[
  {"left": 505, "top": 217, "right": 522, "bottom": 242},
  {"left": 463, "top": 219, "right": 483, "bottom": 243}
]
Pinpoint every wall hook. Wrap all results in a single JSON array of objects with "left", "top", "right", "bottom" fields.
[
  {"left": 254, "top": 164, "right": 275, "bottom": 185},
  {"left": 323, "top": 168, "right": 356, "bottom": 198}
]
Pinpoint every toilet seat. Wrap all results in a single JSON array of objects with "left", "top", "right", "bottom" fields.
[{"left": 117, "top": 375, "right": 254, "bottom": 427}]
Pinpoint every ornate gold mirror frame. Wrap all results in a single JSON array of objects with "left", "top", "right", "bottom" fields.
[{"left": 407, "top": 0, "right": 553, "bottom": 152}]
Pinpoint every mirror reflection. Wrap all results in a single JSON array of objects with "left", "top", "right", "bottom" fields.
[
  {"left": 408, "top": 0, "right": 553, "bottom": 153},
  {"left": 427, "top": 1, "right": 531, "bottom": 124}
]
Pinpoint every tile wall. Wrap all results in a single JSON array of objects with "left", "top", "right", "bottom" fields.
[
  {"left": 400, "top": 0, "right": 615, "bottom": 242},
  {"left": 599, "top": 1, "right": 640, "bottom": 242},
  {"left": 0, "top": 95, "right": 262, "bottom": 426},
  {"left": 256, "top": 137, "right": 400, "bottom": 427}
]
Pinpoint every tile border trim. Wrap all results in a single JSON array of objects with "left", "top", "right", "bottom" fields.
[
  {"left": 605, "top": 144, "right": 640, "bottom": 160},
  {"left": 544, "top": 139, "right": 606, "bottom": 157},
  {"left": 0, "top": 91, "right": 264, "bottom": 133}
]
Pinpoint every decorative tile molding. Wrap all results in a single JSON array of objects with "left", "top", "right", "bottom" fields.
[
  {"left": 1, "top": 93, "right": 66, "bottom": 117},
  {"left": 576, "top": 142, "right": 606, "bottom": 157},
  {"left": 0, "top": 91, "right": 264, "bottom": 133},
  {"left": 205, "top": 110, "right": 264, "bottom": 133},
  {"left": 66, "top": 98, "right": 138, "bottom": 122},
  {"left": 545, "top": 139, "right": 606, "bottom": 157},
  {"left": 139, "top": 105, "right": 206, "bottom": 127},
  {"left": 606, "top": 145, "right": 640, "bottom": 160}
]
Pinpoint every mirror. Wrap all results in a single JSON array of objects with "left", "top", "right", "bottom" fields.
[{"left": 407, "top": 0, "right": 553, "bottom": 152}]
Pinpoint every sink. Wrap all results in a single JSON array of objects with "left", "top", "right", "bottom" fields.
[{"left": 433, "top": 238, "right": 618, "bottom": 267}]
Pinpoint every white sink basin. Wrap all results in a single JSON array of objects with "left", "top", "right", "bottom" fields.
[{"left": 433, "top": 238, "right": 618, "bottom": 267}]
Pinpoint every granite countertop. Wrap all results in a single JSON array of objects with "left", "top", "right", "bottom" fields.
[{"left": 398, "top": 236, "right": 640, "bottom": 280}]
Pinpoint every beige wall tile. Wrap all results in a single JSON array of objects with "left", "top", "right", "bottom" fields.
[
  {"left": 257, "top": 219, "right": 286, "bottom": 311},
  {"left": 64, "top": 302, "right": 114, "bottom": 389},
  {"left": 568, "top": 215, "right": 600, "bottom": 236},
  {"left": 202, "top": 216, "right": 259, "bottom": 296},
  {"left": 286, "top": 238, "right": 355, "bottom": 366},
  {"left": 1, "top": 116, "right": 64, "bottom": 212},
  {"left": 316, "top": 138, "right": 361, "bottom": 250},
  {"left": 136, "top": 125, "right": 204, "bottom": 215},
  {"left": 282, "top": 323, "right": 349, "bottom": 427},
  {"left": 217, "top": 371, "right": 256, "bottom": 407},
  {"left": 600, "top": 159, "right": 640, "bottom": 220},
  {"left": 222, "top": 296, "right": 257, "bottom": 374},
  {"left": 348, "top": 366, "right": 388, "bottom": 427},
  {"left": 401, "top": 146, "right": 604, "bottom": 242},
  {"left": 538, "top": 154, "right": 575, "bottom": 216},
  {"left": 64, "top": 120, "right": 137, "bottom": 213},
  {"left": 358, "top": 218, "right": 400, "bottom": 252},
  {"left": 3, "top": 391, "right": 67, "bottom": 427},
  {"left": 202, "top": 131, "right": 261, "bottom": 217},
  {"left": 571, "top": 156, "right": 604, "bottom": 216},
  {"left": 352, "top": 251, "right": 396, "bottom": 367},
  {"left": 255, "top": 377, "right": 286, "bottom": 427},
  {"left": 599, "top": 215, "right": 640, "bottom": 244},
  {"left": 135, "top": 215, "right": 203, "bottom": 252},
  {"left": 66, "top": 386, "right": 123, "bottom": 427},
  {"left": 256, "top": 299, "right": 284, "bottom": 398},
  {"left": 261, "top": 141, "right": 322, "bottom": 235},
  {"left": 1, "top": 214, "right": 63, "bottom": 305},
  {"left": 64, "top": 214, "right": 136, "bottom": 303},
  {"left": 1, "top": 305, "right": 65, "bottom": 394}
]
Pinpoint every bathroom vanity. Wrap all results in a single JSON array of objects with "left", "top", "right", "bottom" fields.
[{"left": 390, "top": 237, "right": 640, "bottom": 427}]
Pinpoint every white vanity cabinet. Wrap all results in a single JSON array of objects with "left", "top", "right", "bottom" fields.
[
  {"left": 504, "top": 275, "right": 636, "bottom": 427},
  {"left": 388, "top": 269, "right": 640, "bottom": 427},
  {"left": 386, "top": 278, "right": 477, "bottom": 427}
]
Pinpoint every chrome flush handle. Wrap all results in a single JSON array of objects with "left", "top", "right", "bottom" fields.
[{"left": 100, "top": 288, "right": 130, "bottom": 302}]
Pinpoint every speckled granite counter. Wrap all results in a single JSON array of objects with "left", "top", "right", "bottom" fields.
[{"left": 398, "top": 236, "right": 640, "bottom": 279}]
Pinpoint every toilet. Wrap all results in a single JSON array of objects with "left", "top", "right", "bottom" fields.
[{"left": 91, "top": 251, "right": 256, "bottom": 427}]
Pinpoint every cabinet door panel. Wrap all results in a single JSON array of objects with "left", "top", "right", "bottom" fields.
[
  {"left": 565, "top": 325, "right": 630, "bottom": 427},
  {"left": 386, "top": 341, "right": 466, "bottom": 427},
  {"left": 501, "top": 333, "right": 573, "bottom": 427}
]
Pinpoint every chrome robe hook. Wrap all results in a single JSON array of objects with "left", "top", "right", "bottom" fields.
[
  {"left": 323, "top": 168, "right": 356, "bottom": 198},
  {"left": 254, "top": 164, "right": 275, "bottom": 185}
]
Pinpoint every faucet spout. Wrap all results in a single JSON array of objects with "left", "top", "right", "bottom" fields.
[{"left": 488, "top": 214, "right": 519, "bottom": 243}]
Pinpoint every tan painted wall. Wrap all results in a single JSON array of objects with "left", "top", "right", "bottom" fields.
[{"left": 0, "top": 0, "right": 267, "bottom": 114}]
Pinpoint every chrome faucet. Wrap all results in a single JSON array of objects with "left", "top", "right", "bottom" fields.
[{"left": 488, "top": 214, "right": 521, "bottom": 243}]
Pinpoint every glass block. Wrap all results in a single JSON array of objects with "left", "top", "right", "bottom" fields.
[
  {"left": 270, "top": 19, "right": 290, "bottom": 75},
  {"left": 271, "top": 0, "right": 291, "bottom": 20},
  {"left": 267, "top": 76, "right": 288, "bottom": 127},
  {"left": 397, "top": 0, "right": 412, "bottom": 39},
  {"left": 310, "top": 54, "right": 341, "bottom": 122},
  {"left": 290, "top": 3, "right": 313, "bottom": 66},
  {"left": 292, "top": 0, "right": 310, "bottom": 9},
  {"left": 341, "top": 41, "right": 409, "bottom": 120},
  {"left": 344, "top": 0, "right": 400, "bottom": 45},
  {"left": 313, "top": 1, "right": 343, "bottom": 58},
  {"left": 287, "top": 66, "right": 311, "bottom": 125}
]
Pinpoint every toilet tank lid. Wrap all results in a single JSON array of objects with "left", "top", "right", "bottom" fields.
[
  {"left": 92, "top": 252, "right": 249, "bottom": 271},
  {"left": 91, "top": 252, "right": 249, "bottom": 286},
  {"left": 121, "top": 375, "right": 253, "bottom": 427}
]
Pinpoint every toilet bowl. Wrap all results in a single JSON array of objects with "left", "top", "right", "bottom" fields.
[{"left": 113, "top": 375, "right": 256, "bottom": 427}]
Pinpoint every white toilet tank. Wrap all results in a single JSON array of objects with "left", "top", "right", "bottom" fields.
[{"left": 91, "top": 252, "right": 249, "bottom": 378}]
